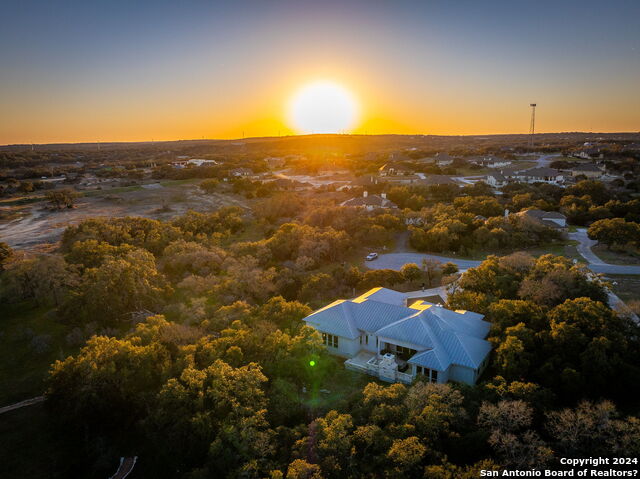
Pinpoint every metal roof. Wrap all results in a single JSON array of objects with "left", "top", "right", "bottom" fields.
[{"left": 303, "top": 288, "right": 492, "bottom": 370}]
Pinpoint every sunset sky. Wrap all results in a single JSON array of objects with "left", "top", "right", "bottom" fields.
[{"left": 1, "top": 0, "right": 639, "bottom": 144}]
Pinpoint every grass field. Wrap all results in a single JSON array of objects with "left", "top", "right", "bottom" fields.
[
  {"left": 606, "top": 275, "right": 640, "bottom": 304},
  {"left": 592, "top": 244, "right": 640, "bottom": 266}
]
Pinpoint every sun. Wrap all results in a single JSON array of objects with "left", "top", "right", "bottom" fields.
[{"left": 288, "top": 81, "right": 358, "bottom": 134}]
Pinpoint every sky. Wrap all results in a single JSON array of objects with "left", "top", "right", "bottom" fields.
[{"left": 1, "top": 0, "right": 639, "bottom": 144}]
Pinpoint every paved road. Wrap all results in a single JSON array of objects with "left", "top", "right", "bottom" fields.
[
  {"left": 367, "top": 252, "right": 481, "bottom": 272},
  {"left": 369, "top": 230, "right": 640, "bottom": 276},
  {"left": 569, "top": 228, "right": 640, "bottom": 275}
]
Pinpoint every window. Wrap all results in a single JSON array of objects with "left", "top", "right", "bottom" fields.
[
  {"left": 365, "top": 335, "right": 369, "bottom": 345},
  {"left": 415, "top": 366, "right": 438, "bottom": 383},
  {"left": 323, "top": 333, "right": 338, "bottom": 348}
]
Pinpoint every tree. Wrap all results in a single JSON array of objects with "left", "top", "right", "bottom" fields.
[
  {"left": 45, "top": 188, "right": 79, "bottom": 209},
  {"left": 200, "top": 178, "right": 220, "bottom": 193},
  {"left": 400, "top": 263, "right": 422, "bottom": 284},
  {"left": 61, "top": 249, "right": 171, "bottom": 324},
  {"left": 588, "top": 218, "right": 640, "bottom": 250},
  {"left": 546, "top": 401, "right": 640, "bottom": 457},
  {"left": 387, "top": 437, "right": 426, "bottom": 474},
  {"left": 286, "top": 460, "right": 323, "bottom": 479}
]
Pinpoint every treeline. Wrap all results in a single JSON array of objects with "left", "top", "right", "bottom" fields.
[{"left": 408, "top": 200, "right": 562, "bottom": 255}]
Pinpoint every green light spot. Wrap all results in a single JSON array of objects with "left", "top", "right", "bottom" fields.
[{"left": 309, "top": 360, "right": 316, "bottom": 367}]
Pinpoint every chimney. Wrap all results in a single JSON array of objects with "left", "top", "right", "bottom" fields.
[
  {"left": 363, "top": 191, "right": 368, "bottom": 198},
  {"left": 381, "top": 193, "right": 387, "bottom": 199}
]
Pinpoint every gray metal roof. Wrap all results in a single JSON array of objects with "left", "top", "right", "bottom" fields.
[{"left": 303, "top": 288, "right": 492, "bottom": 371}]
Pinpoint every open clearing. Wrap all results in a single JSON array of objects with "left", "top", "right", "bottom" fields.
[{"left": 0, "top": 180, "right": 249, "bottom": 251}]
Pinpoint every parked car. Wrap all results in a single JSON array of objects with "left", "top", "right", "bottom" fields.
[{"left": 366, "top": 252, "right": 378, "bottom": 261}]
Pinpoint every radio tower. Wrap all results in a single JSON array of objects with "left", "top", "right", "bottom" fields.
[{"left": 528, "top": 103, "right": 537, "bottom": 150}]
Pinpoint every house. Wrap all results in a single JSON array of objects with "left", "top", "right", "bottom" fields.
[
  {"left": 567, "top": 163, "right": 603, "bottom": 178},
  {"left": 432, "top": 152, "right": 455, "bottom": 166},
  {"left": 303, "top": 287, "right": 492, "bottom": 385},
  {"left": 471, "top": 156, "right": 512, "bottom": 169},
  {"left": 517, "top": 209, "right": 567, "bottom": 230},
  {"left": 486, "top": 172, "right": 507, "bottom": 188},
  {"left": 230, "top": 167, "right": 254, "bottom": 177},
  {"left": 351, "top": 175, "right": 381, "bottom": 187},
  {"left": 382, "top": 174, "right": 421, "bottom": 185},
  {"left": 187, "top": 159, "right": 218, "bottom": 167},
  {"left": 515, "top": 167, "right": 564, "bottom": 185},
  {"left": 574, "top": 147, "right": 603, "bottom": 160},
  {"left": 341, "top": 191, "right": 398, "bottom": 211},
  {"left": 378, "top": 163, "right": 414, "bottom": 176},
  {"left": 417, "top": 175, "right": 461, "bottom": 187}
]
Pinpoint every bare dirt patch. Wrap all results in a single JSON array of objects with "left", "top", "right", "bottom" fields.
[{"left": 0, "top": 181, "right": 249, "bottom": 251}]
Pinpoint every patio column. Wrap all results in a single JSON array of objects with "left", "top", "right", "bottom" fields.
[{"left": 376, "top": 336, "right": 381, "bottom": 357}]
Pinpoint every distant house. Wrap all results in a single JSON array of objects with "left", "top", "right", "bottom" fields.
[
  {"left": 567, "top": 163, "right": 603, "bottom": 178},
  {"left": 303, "top": 287, "right": 492, "bottom": 385},
  {"left": 515, "top": 167, "right": 564, "bottom": 185},
  {"left": 574, "top": 148, "right": 603, "bottom": 160},
  {"left": 517, "top": 209, "right": 567, "bottom": 230},
  {"left": 383, "top": 174, "right": 421, "bottom": 185},
  {"left": 433, "top": 152, "right": 455, "bottom": 166},
  {"left": 379, "top": 163, "right": 414, "bottom": 176},
  {"left": 351, "top": 175, "right": 381, "bottom": 187},
  {"left": 417, "top": 175, "right": 461, "bottom": 187},
  {"left": 187, "top": 159, "right": 218, "bottom": 167},
  {"left": 230, "top": 167, "right": 254, "bottom": 177},
  {"left": 471, "top": 156, "right": 512, "bottom": 169},
  {"left": 341, "top": 191, "right": 398, "bottom": 211},
  {"left": 486, "top": 172, "right": 508, "bottom": 188}
]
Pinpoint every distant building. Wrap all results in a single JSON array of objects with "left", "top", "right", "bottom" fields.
[
  {"left": 567, "top": 163, "right": 603, "bottom": 178},
  {"left": 303, "top": 287, "right": 492, "bottom": 385},
  {"left": 486, "top": 172, "right": 508, "bottom": 188},
  {"left": 187, "top": 159, "right": 218, "bottom": 167},
  {"left": 341, "top": 191, "right": 398, "bottom": 211},
  {"left": 517, "top": 209, "right": 567, "bottom": 230},
  {"left": 574, "top": 148, "right": 603, "bottom": 160},
  {"left": 417, "top": 175, "right": 461, "bottom": 186},
  {"left": 514, "top": 167, "right": 564, "bottom": 184},
  {"left": 351, "top": 175, "right": 381, "bottom": 187},
  {"left": 433, "top": 152, "right": 455, "bottom": 166},
  {"left": 471, "top": 156, "right": 512, "bottom": 169},
  {"left": 379, "top": 163, "right": 414, "bottom": 176},
  {"left": 230, "top": 167, "right": 254, "bottom": 177}
]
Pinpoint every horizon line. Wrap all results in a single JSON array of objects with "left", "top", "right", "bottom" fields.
[{"left": 3, "top": 130, "right": 640, "bottom": 149}]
